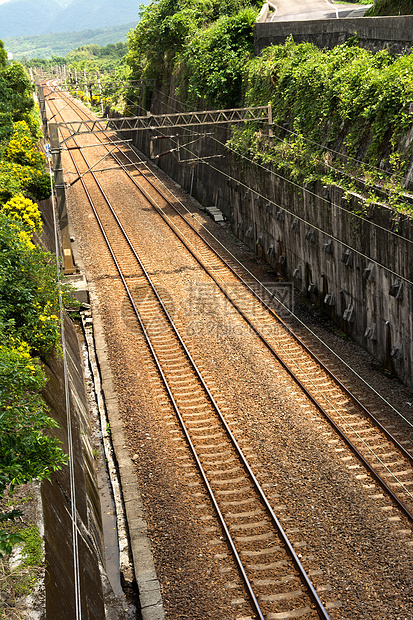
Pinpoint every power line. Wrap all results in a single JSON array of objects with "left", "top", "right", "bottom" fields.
[
  {"left": 151, "top": 84, "right": 406, "bottom": 181},
  {"left": 129, "top": 146, "right": 413, "bottom": 428},
  {"left": 147, "top": 127, "right": 413, "bottom": 285},
  {"left": 211, "top": 132, "right": 413, "bottom": 250}
]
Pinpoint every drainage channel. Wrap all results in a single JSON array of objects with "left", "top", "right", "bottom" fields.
[{"left": 78, "top": 310, "right": 139, "bottom": 620}]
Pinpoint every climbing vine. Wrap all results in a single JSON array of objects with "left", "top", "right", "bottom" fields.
[{"left": 228, "top": 38, "right": 413, "bottom": 214}]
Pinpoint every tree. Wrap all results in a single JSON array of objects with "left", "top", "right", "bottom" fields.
[{"left": 0, "top": 40, "right": 7, "bottom": 69}]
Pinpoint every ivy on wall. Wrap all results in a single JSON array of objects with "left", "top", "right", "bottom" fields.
[{"left": 228, "top": 37, "right": 413, "bottom": 214}]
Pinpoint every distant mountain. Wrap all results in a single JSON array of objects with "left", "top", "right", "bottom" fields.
[
  {"left": 4, "top": 23, "right": 136, "bottom": 59},
  {"left": 0, "top": 0, "right": 148, "bottom": 39},
  {"left": 0, "top": 0, "right": 61, "bottom": 37},
  {"left": 46, "top": 0, "right": 142, "bottom": 33}
]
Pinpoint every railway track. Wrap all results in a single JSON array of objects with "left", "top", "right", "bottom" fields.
[
  {"left": 44, "top": 82, "right": 334, "bottom": 619},
  {"left": 45, "top": 82, "right": 413, "bottom": 521},
  {"left": 43, "top": 81, "right": 413, "bottom": 617}
]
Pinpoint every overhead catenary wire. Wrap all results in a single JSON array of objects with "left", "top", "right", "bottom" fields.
[
  {"left": 44, "top": 78, "right": 413, "bottom": 428},
  {"left": 146, "top": 85, "right": 413, "bottom": 249},
  {"left": 129, "top": 132, "right": 413, "bottom": 430},
  {"left": 60, "top": 97, "right": 413, "bottom": 512},
  {"left": 150, "top": 84, "right": 409, "bottom": 181},
  {"left": 149, "top": 126, "right": 413, "bottom": 286},
  {"left": 163, "top": 121, "right": 413, "bottom": 254}
]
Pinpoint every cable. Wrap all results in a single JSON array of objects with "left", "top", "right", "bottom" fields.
[
  {"left": 268, "top": 131, "right": 405, "bottom": 200},
  {"left": 151, "top": 84, "right": 407, "bottom": 181},
  {"left": 46, "top": 82, "right": 413, "bottom": 429},
  {"left": 48, "top": 155, "right": 82, "bottom": 620},
  {"left": 143, "top": 86, "right": 413, "bottom": 248},
  {"left": 130, "top": 136, "right": 413, "bottom": 429},
  {"left": 171, "top": 123, "right": 413, "bottom": 253},
  {"left": 148, "top": 126, "right": 413, "bottom": 285},
  {"left": 269, "top": 119, "right": 406, "bottom": 180},
  {"left": 143, "top": 189, "right": 413, "bottom": 494}
]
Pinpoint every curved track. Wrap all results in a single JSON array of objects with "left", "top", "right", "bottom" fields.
[
  {"left": 44, "top": 81, "right": 334, "bottom": 620},
  {"left": 43, "top": 81, "right": 413, "bottom": 618}
]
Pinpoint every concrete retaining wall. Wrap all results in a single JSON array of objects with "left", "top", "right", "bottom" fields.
[
  {"left": 254, "top": 16, "right": 413, "bottom": 55},
  {"left": 37, "top": 197, "right": 106, "bottom": 620},
  {"left": 130, "top": 95, "right": 413, "bottom": 388}
]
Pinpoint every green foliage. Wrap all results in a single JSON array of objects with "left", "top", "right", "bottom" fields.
[
  {"left": 0, "top": 48, "right": 68, "bottom": 563},
  {"left": 126, "top": 0, "right": 259, "bottom": 105},
  {"left": 0, "top": 54, "right": 37, "bottom": 146},
  {"left": 0, "top": 210, "right": 68, "bottom": 556},
  {"left": 0, "top": 520, "right": 45, "bottom": 609},
  {"left": 0, "top": 213, "right": 69, "bottom": 357},
  {"left": 65, "top": 41, "right": 128, "bottom": 71},
  {"left": 0, "top": 41, "right": 6, "bottom": 69},
  {"left": 0, "top": 161, "right": 50, "bottom": 205},
  {"left": 2, "top": 64, "right": 34, "bottom": 124},
  {"left": 366, "top": 0, "right": 413, "bottom": 14},
  {"left": 4, "top": 121, "right": 45, "bottom": 168},
  {"left": 228, "top": 38, "right": 413, "bottom": 213},
  {"left": 0, "top": 340, "right": 65, "bottom": 494},
  {"left": 0, "top": 510, "right": 23, "bottom": 558},
  {"left": 2, "top": 194, "right": 42, "bottom": 235},
  {"left": 177, "top": 8, "right": 256, "bottom": 107},
  {"left": 19, "top": 525, "right": 44, "bottom": 568}
]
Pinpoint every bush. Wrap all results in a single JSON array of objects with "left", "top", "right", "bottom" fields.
[
  {"left": 0, "top": 339, "right": 65, "bottom": 499},
  {"left": 2, "top": 194, "right": 42, "bottom": 235},
  {"left": 4, "top": 121, "right": 45, "bottom": 169},
  {"left": 0, "top": 162, "right": 50, "bottom": 205},
  {"left": 227, "top": 38, "right": 413, "bottom": 211},
  {"left": 177, "top": 8, "right": 257, "bottom": 107},
  {"left": 0, "top": 213, "right": 64, "bottom": 357}
]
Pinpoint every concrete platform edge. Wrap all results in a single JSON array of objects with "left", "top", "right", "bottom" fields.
[{"left": 88, "top": 285, "right": 166, "bottom": 620}]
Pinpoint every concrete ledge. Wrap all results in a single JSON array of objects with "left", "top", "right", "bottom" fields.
[
  {"left": 254, "top": 15, "right": 413, "bottom": 54},
  {"left": 89, "top": 285, "right": 166, "bottom": 620}
]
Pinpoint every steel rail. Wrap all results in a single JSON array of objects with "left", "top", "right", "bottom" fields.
[
  {"left": 111, "top": 143, "right": 413, "bottom": 466},
  {"left": 52, "top": 83, "right": 413, "bottom": 465},
  {"left": 46, "top": 94, "right": 331, "bottom": 619},
  {"left": 46, "top": 86, "right": 413, "bottom": 525}
]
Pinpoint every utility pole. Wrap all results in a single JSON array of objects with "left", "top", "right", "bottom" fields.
[
  {"left": 96, "top": 70, "right": 104, "bottom": 116},
  {"left": 83, "top": 69, "right": 89, "bottom": 104},
  {"left": 49, "top": 123, "right": 76, "bottom": 273}
]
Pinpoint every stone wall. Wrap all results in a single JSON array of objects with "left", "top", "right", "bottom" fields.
[
  {"left": 254, "top": 16, "right": 413, "bottom": 55},
  {"left": 130, "top": 98, "right": 413, "bottom": 388}
]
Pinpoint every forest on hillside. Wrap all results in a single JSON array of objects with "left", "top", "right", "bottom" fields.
[{"left": 4, "top": 23, "right": 134, "bottom": 60}]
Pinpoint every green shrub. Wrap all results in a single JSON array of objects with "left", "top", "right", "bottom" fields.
[
  {"left": 0, "top": 213, "right": 65, "bottom": 357},
  {"left": 4, "top": 121, "right": 45, "bottom": 169},
  {"left": 228, "top": 38, "right": 413, "bottom": 211},
  {"left": 0, "top": 162, "right": 50, "bottom": 205},
  {"left": 2, "top": 194, "right": 42, "bottom": 234},
  {"left": 177, "top": 8, "right": 257, "bottom": 107},
  {"left": 0, "top": 339, "right": 65, "bottom": 496}
]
